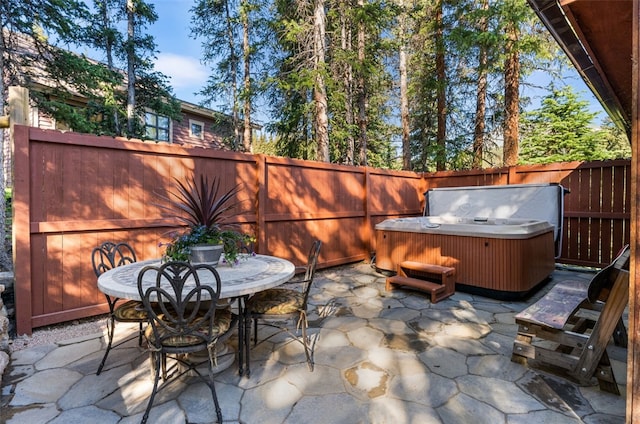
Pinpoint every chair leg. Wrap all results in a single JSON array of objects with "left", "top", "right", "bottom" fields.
[
  {"left": 243, "top": 313, "right": 252, "bottom": 377},
  {"left": 207, "top": 362, "right": 223, "bottom": 422},
  {"left": 97, "top": 314, "right": 116, "bottom": 375},
  {"left": 299, "top": 313, "right": 313, "bottom": 371},
  {"left": 253, "top": 317, "right": 258, "bottom": 346},
  {"left": 237, "top": 295, "right": 252, "bottom": 377},
  {"left": 238, "top": 307, "right": 244, "bottom": 376},
  {"left": 161, "top": 353, "right": 168, "bottom": 380},
  {"left": 138, "top": 322, "right": 143, "bottom": 346},
  {"left": 141, "top": 351, "right": 163, "bottom": 424},
  {"left": 250, "top": 314, "right": 315, "bottom": 372}
]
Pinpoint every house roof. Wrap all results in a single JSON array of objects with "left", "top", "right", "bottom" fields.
[{"left": 527, "top": 0, "right": 633, "bottom": 135}]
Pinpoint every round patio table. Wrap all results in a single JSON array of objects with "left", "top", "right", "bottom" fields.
[
  {"left": 97, "top": 254, "right": 295, "bottom": 376},
  {"left": 98, "top": 254, "right": 295, "bottom": 301}
]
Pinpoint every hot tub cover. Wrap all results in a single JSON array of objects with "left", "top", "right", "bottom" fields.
[
  {"left": 375, "top": 216, "right": 554, "bottom": 239},
  {"left": 424, "top": 183, "right": 566, "bottom": 257}
]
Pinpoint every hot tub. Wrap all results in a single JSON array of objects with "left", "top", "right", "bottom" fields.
[{"left": 375, "top": 184, "right": 565, "bottom": 299}]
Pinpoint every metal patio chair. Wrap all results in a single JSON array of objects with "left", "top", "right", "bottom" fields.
[
  {"left": 92, "top": 241, "right": 146, "bottom": 375},
  {"left": 245, "top": 240, "right": 322, "bottom": 374},
  {"left": 137, "top": 261, "right": 228, "bottom": 423}
]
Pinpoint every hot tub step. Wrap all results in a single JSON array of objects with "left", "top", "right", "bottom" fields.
[
  {"left": 385, "top": 261, "right": 455, "bottom": 303},
  {"left": 386, "top": 276, "right": 445, "bottom": 293}
]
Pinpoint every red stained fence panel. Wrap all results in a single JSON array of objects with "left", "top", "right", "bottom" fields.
[{"left": 13, "top": 126, "right": 630, "bottom": 333}]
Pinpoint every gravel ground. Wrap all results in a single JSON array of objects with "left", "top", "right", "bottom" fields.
[{"left": 8, "top": 316, "right": 107, "bottom": 353}]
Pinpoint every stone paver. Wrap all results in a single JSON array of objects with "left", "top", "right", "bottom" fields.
[{"left": 0, "top": 263, "right": 628, "bottom": 423}]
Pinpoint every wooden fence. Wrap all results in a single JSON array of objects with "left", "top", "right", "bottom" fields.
[{"left": 12, "top": 126, "right": 630, "bottom": 334}]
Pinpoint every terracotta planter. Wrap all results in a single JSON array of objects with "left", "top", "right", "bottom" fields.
[{"left": 189, "top": 244, "right": 224, "bottom": 265}]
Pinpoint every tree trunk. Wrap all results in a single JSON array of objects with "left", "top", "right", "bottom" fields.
[
  {"left": 224, "top": 0, "right": 240, "bottom": 150},
  {"left": 399, "top": 0, "right": 411, "bottom": 171},
  {"left": 126, "top": 0, "right": 136, "bottom": 136},
  {"left": 472, "top": 0, "right": 488, "bottom": 169},
  {"left": 242, "top": 7, "right": 252, "bottom": 153},
  {"left": 503, "top": 24, "right": 520, "bottom": 167},
  {"left": 313, "top": 0, "right": 329, "bottom": 162},
  {"left": 435, "top": 0, "right": 446, "bottom": 171},
  {"left": 357, "top": 0, "right": 367, "bottom": 166},
  {"left": 341, "top": 1, "right": 355, "bottom": 165},
  {"left": 100, "top": 1, "right": 121, "bottom": 135}
]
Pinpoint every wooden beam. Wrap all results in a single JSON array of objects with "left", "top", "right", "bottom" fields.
[{"left": 628, "top": 0, "right": 640, "bottom": 421}]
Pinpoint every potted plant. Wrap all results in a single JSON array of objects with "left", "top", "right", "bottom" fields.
[{"left": 158, "top": 175, "right": 255, "bottom": 266}]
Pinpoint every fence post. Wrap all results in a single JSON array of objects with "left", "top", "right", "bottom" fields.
[
  {"left": 363, "top": 166, "right": 372, "bottom": 258},
  {"left": 507, "top": 165, "right": 518, "bottom": 184},
  {"left": 256, "top": 154, "right": 267, "bottom": 253},
  {"left": 12, "top": 124, "right": 32, "bottom": 335}
]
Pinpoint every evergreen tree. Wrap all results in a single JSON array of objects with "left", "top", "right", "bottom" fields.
[
  {"left": 267, "top": 0, "right": 317, "bottom": 159},
  {"left": 403, "top": 0, "right": 559, "bottom": 171},
  {"left": 592, "top": 117, "right": 631, "bottom": 160},
  {"left": 3, "top": 0, "right": 181, "bottom": 139},
  {"left": 496, "top": 0, "right": 557, "bottom": 166},
  {"left": 405, "top": 0, "right": 438, "bottom": 172},
  {"left": 313, "top": 0, "right": 329, "bottom": 162},
  {"left": 1, "top": 0, "right": 93, "bottom": 271},
  {"left": 121, "top": 0, "right": 181, "bottom": 138},
  {"left": 327, "top": 0, "right": 396, "bottom": 166},
  {"left": 396, "top": 0, "right": 410, "bottom": 170},
  {"left": 267, "top": 0, "right": 329, "bottom": 161},
  {"left": 471, "top": 0, "right": 489, "bottom": 168},
  {"left": 191, "top": 0, "right": 242, "bottom": 149},
  {"left": 407, "top": 0, "right": 470, "bottom": 172},
  {"left": 266, "top": 0, "right": 397, "bottom": 165},
  {"left": 329, "top": 0, "right": 357, "bottom": 164},
  {"left": 519, "top": 86, "right": 628, "bottom": 164},
  {"left": 191, "top": 0, "right": 266, "bottom": 152},
  {"left": 1, "top": 0, "right": 107, "bottom": 132}
]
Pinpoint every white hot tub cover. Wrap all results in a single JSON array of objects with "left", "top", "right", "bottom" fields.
[{"left": 424, "top": 183, "right": 566, "bottom": 257}]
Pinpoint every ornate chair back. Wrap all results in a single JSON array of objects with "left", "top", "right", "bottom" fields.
[
  {"left": 137, "top": 261, "right": 222, "bottom": 351},
  {"left": 92, "top": 241, "right": 137, "bottom": 278}
]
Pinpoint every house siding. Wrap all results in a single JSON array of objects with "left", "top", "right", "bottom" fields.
[{"left": 171, "top": 110, "right": 234, "bottom": 150}]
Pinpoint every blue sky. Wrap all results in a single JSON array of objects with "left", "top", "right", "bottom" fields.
[
  {"left": 149, "top": 0, "right": 208, "bottom": 105},
  {"left": 143, "top": 0, "right": 606, "bottom": 124}
]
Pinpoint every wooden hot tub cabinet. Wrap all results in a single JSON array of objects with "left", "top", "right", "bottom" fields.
[{"left": 375, "top": 228, "right": 555, "bottom": 300}]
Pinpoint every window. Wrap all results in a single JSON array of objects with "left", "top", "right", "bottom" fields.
[
  {"left": 189, "top": 119, "right": 204, "bottom": 140},
  {"left": 145, "top": 111, "right": 171, "bottom": 142}
]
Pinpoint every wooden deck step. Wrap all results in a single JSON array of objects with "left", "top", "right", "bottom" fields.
[
  {"left": 385, "top": 261, "right": 456, "bottom": 303},
  {"left": 386, "top": 275, "right": 446, "bottom": 294}
]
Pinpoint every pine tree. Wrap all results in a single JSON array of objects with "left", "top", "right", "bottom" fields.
[
  {"left": 519, "top": 86, "right": 628, "bottom": 164},
  {"left": 121, "top": 0, "right": 181, "bottom": 138},
  {"left": 1, "top": 0, "right": 94, "bottom": 271},
  {"left": 497, "top": 0, "right": 554, "bottom": 166},
  {"left": 191, "top": 0, "right": 265, "bottom": 152}
]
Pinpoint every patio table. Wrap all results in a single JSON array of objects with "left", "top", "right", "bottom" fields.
[{"left": 97, "top": 254, "right": 295, "bottom": 375}]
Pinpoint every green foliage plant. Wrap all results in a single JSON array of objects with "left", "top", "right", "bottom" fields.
[
  {"left": 519, "top": 86, "right": 629, "bottom": 164},
  {"left": 158, "top": 175, "right": 255, "bottom": 265}
]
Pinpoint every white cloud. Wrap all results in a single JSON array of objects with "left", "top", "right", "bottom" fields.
[{"left": 155, "top": 53, "right": 208, "bottom": 90}]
